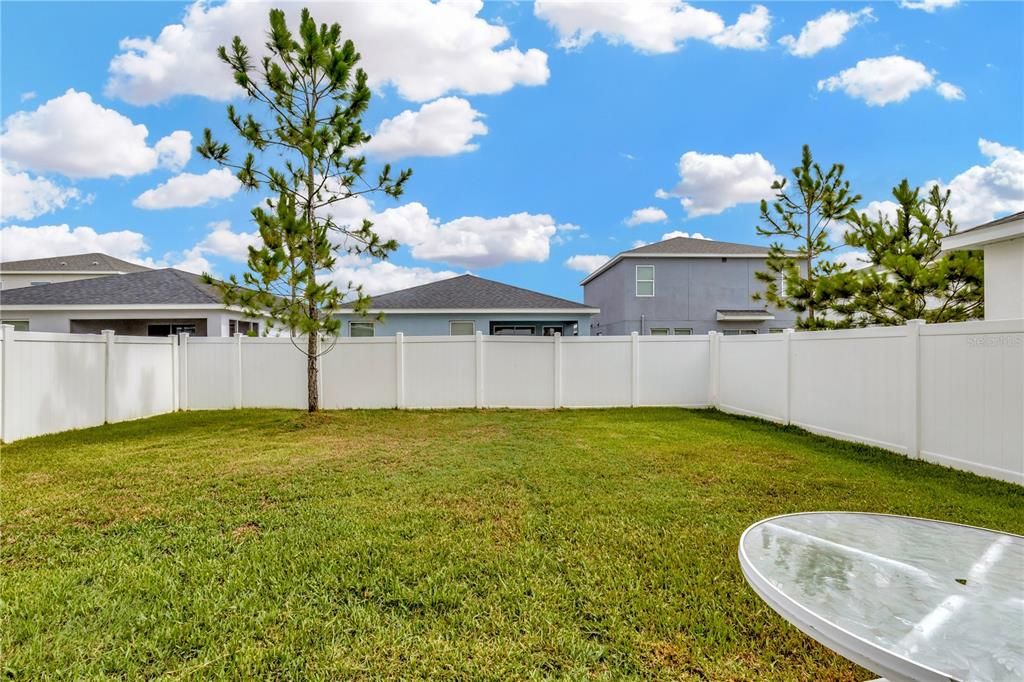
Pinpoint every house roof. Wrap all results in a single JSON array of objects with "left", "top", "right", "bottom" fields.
[
  {"left": 943, "top": 210, "right": 1024, "bottom": 251},
  {"left": 580, "top": 236, "right": 794, "bottom": 285},
  {"left": 0, "top": 268, "right": 225, "bottom": 307},
  {"left": 0, "top": 252, "right": 152, "bottom": 274},
  {"left": 347, "top": 274, "right": 597, "bottom": 313},
  {"left": 623, "top": 236, "right": 774, "bottom": 256}
]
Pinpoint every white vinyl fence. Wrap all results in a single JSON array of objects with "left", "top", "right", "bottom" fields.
[{"left": 1, "top": 321, "right": 1021, "bottom": 484}]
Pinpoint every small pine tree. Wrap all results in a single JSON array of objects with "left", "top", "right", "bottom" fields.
[
  {"left": 836, "top": 180, "right": 984, "bottom": 325},
  {"left": 753, "top": 145, "right": 861, "bottom": 330},
  {"left": 197, "top": 8, "right": 412, "bottom": 412}
]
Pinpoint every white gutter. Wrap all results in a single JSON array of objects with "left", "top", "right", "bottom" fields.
[
  {"left": 942, "top": 216, "right": 1024, "bottom": 252},
  {"left": 0, "top": 303, "right": 252, "bottom": 312}
]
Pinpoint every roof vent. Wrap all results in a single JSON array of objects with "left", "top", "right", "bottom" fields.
[
  {"left": 92, "top": 261, "right": 100, "bottom": 266},
  {"left": 59, "top": 261, "right": 67, "bottom": 266}
]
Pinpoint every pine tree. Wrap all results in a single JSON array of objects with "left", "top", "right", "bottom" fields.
[
  {"left": 753, "top": 145, "right": 861, "bottom": 330},
  {"left": 197, "top": 8, "right": 411, "bottom": 412},
  {"left": 836, "top": 180, "right": 984, "bottom": 325}
]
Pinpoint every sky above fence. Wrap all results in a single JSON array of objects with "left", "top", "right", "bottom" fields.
[{"left": 2, "top": 1, "right": 1022, "bottom": 301}]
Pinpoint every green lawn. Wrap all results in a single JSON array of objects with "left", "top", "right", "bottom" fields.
[{"left": 3, "top": 409, "right": 1022, "bottom": 680}]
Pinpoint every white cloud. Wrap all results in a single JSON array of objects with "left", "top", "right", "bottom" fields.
[
  {"left": 0, "top": 224, "right": 149, "bottom": 262},
  {"left": 935, "top": 81, "right": 965, "bottom": 101},
  {"left": 371, "top": 202, "right": 570, "bottom": 268},
  {"left": 133, "top": 168, "right": 241, "bottom": 210},
  {"left": 779, "top": 8, "right": 873, "bottom": 57},
  {"left": 362, "top": 97, "right": 487, "bottom": 161},
  {"left": 835, "top": 250, "right": 871, "bottom": 270},
  {"left": 817, "top": 56, "right": 962, "bottom": 107},
  {"left": 662, "top": 230, "right": 709, "bottom": 240},
  {"left": 168, "top": 247, "right": 212, "bottom": 275},
  {"left": 899, "top": 0, "right": 958, "bottom": 12},
  {"left": 535, "top": 1, "right": 770, "bottom": 53},
  {"left": 0, "top": 89, "right": 190, "bottom": 179},
  {"left": 193, "top": 221, "right": 261, "bottom": 262},
  {"left": 565, "top": 254, "right": 610, "bottom": 274},
  {"left": 624, "top": 207, "right": 668, "bottom": 226},
  {"left": 631, "top": 240, "right": 649, "bottom": 249},
  {"left": 154, "top": 130, "right": 193, "bottom": 171},
  {"left": 658, "top": 150, "right": 779, "bottom": 217},
  {"left": 19, "top": 91, "right": 36, "bottom": 102},
  {"left": 928, "top": 139, "right": 1024, "bottom": 228},
  {"left": 106, "top": 0, "right": 549, "bottom": 105},
  {"left": 710, "top": 5, "right": 772, "bottom": 50},
  {"left": 326, "top": 253, "right": 459, "bottom": 296},
  {"left": 1, "top": 165, "right": 83, "bottom": 222}
]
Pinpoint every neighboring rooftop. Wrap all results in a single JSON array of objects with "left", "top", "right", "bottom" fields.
[
  {"left": 958, "top": 210, "right": 1024, "bottom": 235},
  {"left": 0, "top": 268, "right": 224, "bottom": 306},
  {"left": 0, "top": 252, "right": 152, "bottom": 274},
  {"left": 348, "top": 274, "right": 597, "bottom": 311},
  {"left": 581, "top": 236, "right": 794, "bottom": 285},
  {"left": 623, "top": 236, "right": 774, "bottom": 257}
]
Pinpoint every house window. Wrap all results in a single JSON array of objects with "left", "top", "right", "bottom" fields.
[
  {"left": 148, "top": 323, "right": 197, "bottom": 336},
  {"left": 673, "top": 328, "right": 692, "bottom": 335},
  {"left": 229, "top": 320, "right": 260, "bottom": 336},
  {"left": 722, "top": 329, "right": 758, "bottom": 336},
  {"left": 636, "top": 265, "right": 655, "bottom": 297},
  {"left": 542, "top": 325, "right": 563, "bottom": 336},
  {"left": 450, "top": 320, "right": 475, "bottom": 336},
  {"left": 492, "top": 324, "right": 535, "bottom": 336},
  {"left": 769, "top": 328, "right": 786, "bottom": 334},
  {"left": 29, "top": 281, "right": 51, "bottom": 286},
  {"left": 349, "top": 322, "right": 375, "bottom": 337},
  {"left": 1, "top": 320, "right": 29, "bottom": 331},
  {"left": 650, "top": 328, "right": 670, "bottom": 336}
]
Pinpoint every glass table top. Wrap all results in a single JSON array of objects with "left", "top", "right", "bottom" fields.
[{"left": 739, "top": 512, "right": 1024, "bottom": 682}]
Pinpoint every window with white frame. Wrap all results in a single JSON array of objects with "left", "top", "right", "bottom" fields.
[
  {"left": 636, "top": 265, "right": 654, "bottom": 297},
  {"left": 650, "top": 328, "right": 670, "bottom": 335},
  {"left": 449, "top": 320, "right": 475, "bottom": 336},
  {"left": 722, "top": 329, "right": 758, "bottom": 336},
  {"left": 673, "top": 328, "right": 692, "bottom": 335},
  {"left": 349, "top": 322, "right": 375, "bottom": 337},
  {"left": 1, "top": 320, "right": 29, "bottom": 331},
  {"left": 229, "top": 319, "right": 260, "bottom": 336}
]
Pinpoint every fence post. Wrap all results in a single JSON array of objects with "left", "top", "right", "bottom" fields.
[
  {"left": 553, "top": 332, "right": 562, "bottom": 408},
  {"left": 782, "top": 329, "right": 794, "bottom": 425},
  {"left": 169, "top": 334, "right": 179, "bottom": 412},
  {"left": 102, "top": 329, "right": 115, "bottom": 423},
  {"left": 905, "top": 319, "right": 925, "bottom": 459},
  {"left": 0, "top": 324, "right": 13, "bottom": 442},
  {"left": 475, "top": 331, "right": 484, "bottom": 408},
  {"left": 395, "top": 332, "right": 405, "bottom": 409},
  {"left": 234, "top": 332, "right": 244, "bottom": 409},
  {"left": 630, "top": 331, "right": 640, "bottom": 407},
  {"left": 708, "top": 331, "right": 720, "bottom": 408},
  {"left": 178, "top": 332, "right": 190, "bottom": 411}
]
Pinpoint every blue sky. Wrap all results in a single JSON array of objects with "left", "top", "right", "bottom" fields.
[{"left": 2, "top": 0, "right": 1022, "bottom": 301}]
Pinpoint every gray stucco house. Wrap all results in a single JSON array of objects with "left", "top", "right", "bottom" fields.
[
  {"left": 580, "top": 236, "right": 799, "bottom": 335},
  {"left": 339, "top": 274, "right": 598, "bottom": 337}
]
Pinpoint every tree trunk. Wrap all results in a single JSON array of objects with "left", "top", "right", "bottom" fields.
[{"left": 306, "top": 330, "right": 319, "bottom": 412}]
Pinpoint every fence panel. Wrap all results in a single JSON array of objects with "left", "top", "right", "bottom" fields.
[
  {"left": 789, "top": 328, "right": 908, "bottom": 453},
  {"left": 185, "top": 338, "right": 236, "bottom": 410},
  {"left": 483, "top": 337, "right": 555, "bottom": 408},
  {"left": 321, "top": 338, "right": 398, "bottom": 409},
  {"left": 718, "top": 335, "right": 787, "bottom": 421},
  {"left": 109, "top": 337, "right": 175, "bottom": 422},
  {"left": 638, "top": 337, "right": 710, "bottom": 407},
  {"left": 919, "top": 320, "right": 1024, "bottom": 482},
  {"left": 561, "top": 337, "right": 632, "bottom": 407},
  {"left": 240, "top": 337, "right": 307, "bottom": 408},
  {"left": 403, "top": 337, "right": 476, "bottom": 408}
]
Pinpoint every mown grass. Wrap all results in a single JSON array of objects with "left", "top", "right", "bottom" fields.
[{"left": 2, "top": 408, "right": 1022, "bottom": 680}]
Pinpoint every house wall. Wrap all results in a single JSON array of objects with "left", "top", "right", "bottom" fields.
[
  {"left": 0, "top": 308, "right": 263, "bottom": 337},
  {"left": 0, "top": 272, "right": 119, "bottom": 290},
  {"left": 984, "top": 237, "right": 1024, "bottom": 321},
  {"left": 336, "top": 312, "right": 594, "bottom": 336},
  {"left": 584, "top": 257, "right": 799, "bottom": 335}
]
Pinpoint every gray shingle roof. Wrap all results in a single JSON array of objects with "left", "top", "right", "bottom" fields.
[
  {"left": 0, "top": 269, "right": 224, "bottom": 306},
  {"left": 351, "top": 274, "right": 593, "bottom": 310},
  {"left": 623, "top": 236, "right": 773, "bottom": 256},
  {"left": 0, "top": 252, "right": 152, "bottom": 273}
]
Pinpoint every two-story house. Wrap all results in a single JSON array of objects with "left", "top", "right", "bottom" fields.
[{"left": 581, "top": 236, "right": 799, "bottom": 335}]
